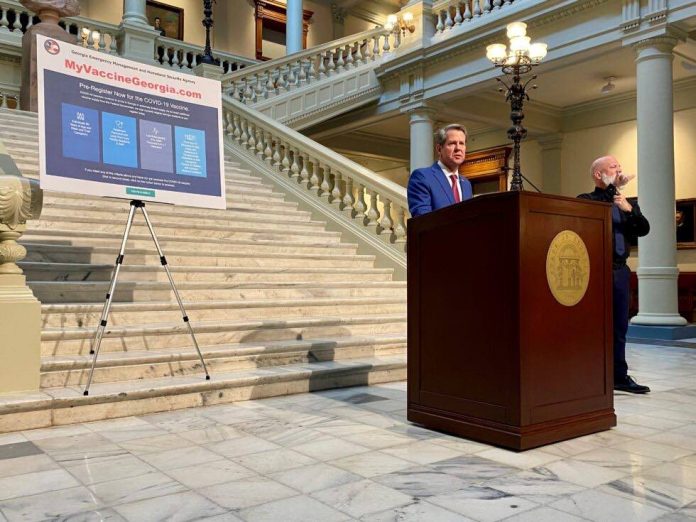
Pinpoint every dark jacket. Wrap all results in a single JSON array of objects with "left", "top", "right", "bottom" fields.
[{"left": 578, "top": 186, "right": 650, "bottom": 266}]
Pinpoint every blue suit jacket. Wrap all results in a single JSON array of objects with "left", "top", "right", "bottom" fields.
[{"left": 407, "top": 162, "right": 473, "bottom": 217}]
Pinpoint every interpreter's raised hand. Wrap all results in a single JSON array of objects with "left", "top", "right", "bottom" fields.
[
  {"left": 616, "top": 173, "right": 636, "bottom": 187},
  {"left": 614, "top": 194, "right": 633, "bottom": 212}
]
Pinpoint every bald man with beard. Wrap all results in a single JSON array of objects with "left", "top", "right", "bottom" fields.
[{"left": 578, "top": 155, "right": 651, "bottom": 394}]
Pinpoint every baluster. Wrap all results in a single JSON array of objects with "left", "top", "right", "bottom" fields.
[
  {"left": 300, "top": 153, "right": 310, "bottom": 185},
  {"left": 454, "top": 3, "right": 463, "bottom": 24},
  {"left": 0, "top": 94, "right": 7, "bottom": 109},
  {"left": 345, "top": 44, "right": 354, "bottom": 69},
  {"left": 12, "top": 10, "right": 21, "bottom": 31},
  {"left": 473, "top": 0, "right": 482, "bottom": 17},
  {"left": 86, "top": 28, "right": 95, "bottom": 49},
  {"left": 75, "top": 25, "right": 83, "bottom": 45},
  {"left": 233, "top": 114, "right": 242, "bottom": 142},
  {"left": 97, "top": 33, "right": 107, "bottom": 52},
  {"left": 354, "top": 183, "right": 367, "bottom": 218},
  {"left": 378, "top": 198, "right": 394, "bottom": 236},
  {"left": 364, "top": 37, "right": 373, "bottom": 62},
  {"left": 327, "top": 50, "right": 336, "bottom": 76},
  {"left": 272, "top": 139, "right": 282, "bottom": 168},
  {"left": 383, "top": 32, "right": 391, "bottom": 53},
  {"left": 393, "top": 205, "right": 407, "bottom": 243},
  {"left": 394, "top": 30, "right": 401, "bottom": 49},
  {"left": 240, "top": 118, "right": 249, "bottom": 145},
  {"left": 297, "top": 59, "right": 307, "bottom": 84},
  {"left": 287, "top": 64, "right": 297, "bottom": 89},
  {"left": 493, "top": 0, "right": 503, "bottom": 8},
  {"left": 244, "top": 78, "right": 254, "bottom": 103},
  {"left": 225, "top": 111, "right": 234, "bottom": 136},
  {"left": 309, "top": 159, "right": 321, "bottom": 193},
  {"left": 372, "top": 34, "right": 380, "bottom": 59},
  {"left": 0, "top": 8, "right": 10, "bottom": 32},
  {"left": 366, "top": 190, "right": 380, "bottom": 228},
  {"left": 290, "top": 147, "right": 300, "bottom": 178},
  {"left": 171, "top": 48, "right": 180, "bottom": 68},
  {"left": 483, "top": 0, "right": 492, "bottom": 13},
  {"left": 306, "top": 57, "right": 316, "bottom": 83},
  {"left": 264, "top": 132, "right": 273, "bottom": 164},
  {"left": 336, "top": 48, "right": 345, "bottom": 72},
  {"left": 247, "top": 122, "right": 256, "bottom": 151},
  {"left": 318, "top": 51, "right": 327, "bottom": 79},
  {"left": 109, "top": 33, "right": 118, "bottom": 54},
  {"left": 354, "top": 40, "right": 363, "bottom": 64},
  {"left": 26, "top": 14, "right": 34, "bottom": 30},
  {"left": 464, "top": 1, "right": 473, "bottom": 20},
  {"left": 275, "top": 66, "right": 287, "bottom": 92},
  {"left": 342, "top": 177, "right": 355, "bottom": 212},
  {"left": 281, "top": 142, "right": 291, "bottom": 174},
  {"left": 255, "top": 74, "right": 264, "bottom": 100},
  {"left": 445, "top": 7, "right": 454, "bottom": 29},
  {"left": 255, "top": 128, "right": 264, "bottom": 158},
  {"left": 435, "top": 11, "right": 444, "bottom": 33},
  {"left": 320, "top": 165, "right": 332, "bottom": 200},
  {"left": 331, "top": 171, "right": 343, "bottom": 206}
]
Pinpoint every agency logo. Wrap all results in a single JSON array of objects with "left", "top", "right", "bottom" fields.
[{"left": 44, "top": 39, "right": 60, "bottom": 55}]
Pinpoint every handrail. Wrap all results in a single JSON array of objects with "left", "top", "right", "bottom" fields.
[
  {"left": 155, "top": 35, "right": 257, "bottom": 74},
  {"left": 221, "top": 26, "right": 402, "bottom": 105},
  {"left": 223, "top": 96, "right": 409, "bottom": 248}
]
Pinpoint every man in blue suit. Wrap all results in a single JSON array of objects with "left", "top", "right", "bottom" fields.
[{"left": 408, "top": 124, "right": 473, "bottom": 217}]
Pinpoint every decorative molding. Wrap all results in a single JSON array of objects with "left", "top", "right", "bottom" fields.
[
  {"left": 284, "top": 86, "right": 383, "bottom": 129},
  {"left": 348, "top": 7, "right": 385, "bottom": 26},
  {"left": 331, "top": 3, "right": 347, "bottom": 24},
  {"left": 620, "top": 0, "right": 641, "bottom": 32}
]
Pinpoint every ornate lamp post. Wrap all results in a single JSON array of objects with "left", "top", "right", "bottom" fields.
[
  {"left": 486, "top": 22, "right": 547, "bottom": 191},
  {"left": 201, "top": 0, "right": 217, "bottom": 65}
]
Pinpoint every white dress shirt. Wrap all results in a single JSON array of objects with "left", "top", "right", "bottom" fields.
[{"left": 437, "top": 161, "right": 462, "bottom": 200}]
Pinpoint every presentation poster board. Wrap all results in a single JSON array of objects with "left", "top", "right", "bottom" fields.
[{"left": 37, "top": 35, "right": 225, "bottom": 209}]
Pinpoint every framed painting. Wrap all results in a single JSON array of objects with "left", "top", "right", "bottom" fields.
[{"left": 146, "top": 0, "right": 184, "bottom": 40}]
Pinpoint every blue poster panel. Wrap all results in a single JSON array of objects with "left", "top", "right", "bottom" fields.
[{"left": 36, "top": 35, "right": 225, "bottom": 209}]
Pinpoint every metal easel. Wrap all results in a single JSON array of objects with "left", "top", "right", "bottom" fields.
[{"left": 83, "top": 199, "right": 210, "bottom": 395}]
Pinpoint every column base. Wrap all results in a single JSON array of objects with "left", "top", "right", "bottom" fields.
[
  {"left": 0, "top": 274, "right": 41, "bottom": 394},
  {"left": 630, "top": 312, "right": 687, "bottom": 326},
  {"left": 628, "top": 323, "right": 696, "bottom": 341}
]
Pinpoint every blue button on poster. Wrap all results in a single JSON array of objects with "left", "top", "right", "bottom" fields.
[
  {"left": 61, "top": 103, "right": 100, "bottom": 163},
  {"left": 102, "top": 112, "right": 138, "bottom": 168},
  {"left": 175, "top": 127, "right": 207, "bottom": 178}
]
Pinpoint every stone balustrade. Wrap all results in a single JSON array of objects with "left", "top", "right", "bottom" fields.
[
  {"left": 155, "top": 35, "right": 257, "bottom": 75},
  {"left": 221, "top": 27, "right": 397, "bottom": 105},
  {"left": 223, "top": 97, "right": 408, "bottom": 251},
  {"left": 432, "top": 0, "right": 518, "bottom": 34}
]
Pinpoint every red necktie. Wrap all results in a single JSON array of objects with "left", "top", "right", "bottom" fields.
[{"left": 450, "top": 175, "right": 461, "bottom": 203}]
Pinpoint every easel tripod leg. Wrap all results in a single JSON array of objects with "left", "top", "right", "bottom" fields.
[
  {"left": 139, "top": 204, "right": 210, "bottom": 380},
  {"left": 84, "top": 201, "right": 139, "bottom": 396}
]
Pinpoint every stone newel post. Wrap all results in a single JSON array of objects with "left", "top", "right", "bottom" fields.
[
  {"left": 19, "top": 0, "right": 80, "bottom": 112},
  {"left": 0, "top": 169, "right": 43, "bottom": 393}
]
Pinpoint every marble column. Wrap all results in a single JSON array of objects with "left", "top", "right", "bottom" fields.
[
  {"left": 286, "top": 0, "right": 303, "bottom": 55},
  {"left": 408, "top": 108, "right": 436, "bottom": 172},
  {"left": 118, "top": 0, "right": 158, "bottom": 64},
  {"left": 122, "top": 0, "right": 149, "bottom": 26},
  {"left": 630, "top": 35, "right": 686, "bottom": 326},
  {"left": 538, "top": 134, "right": 563, "bottom": 195}
]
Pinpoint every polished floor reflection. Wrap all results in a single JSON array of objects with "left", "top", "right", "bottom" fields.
[{"left": 1, "top": 341, "right": 695, "bottom": 521}]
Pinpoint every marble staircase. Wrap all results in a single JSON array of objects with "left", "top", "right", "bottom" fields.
[{"left": 0, "top": 109, "right": 407, "bottom": 432}]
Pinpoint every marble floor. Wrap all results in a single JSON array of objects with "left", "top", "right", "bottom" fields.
[{"left": 1, "top": 341, "right": 696, "bottom": 522}]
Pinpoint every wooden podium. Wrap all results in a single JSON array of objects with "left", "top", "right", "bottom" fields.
[{"left": 407, "top": 191, "right": 616, "bottom": 450}]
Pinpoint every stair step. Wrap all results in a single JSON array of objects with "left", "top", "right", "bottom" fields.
[
  {"left": 40, "top": 296, "right": 405, "bottom": 328},
  {"left": 40, "top": 334, "right": 407, "bottom": 386},
  {"left": 40, "top": 313, "right": 408, "bottom": 355},
  {"left": 38, "top": 203, "right": 320, "bottom": 230},
  {"left": 0, "top": 355, "right": 407, "bottom": 432},
  {"left": 28, "top": 280, "right": 406, "bottom": 304},
  {"left": 28, "top": 217, "right": 339, "bottom": 242},
  {"left": 24, "top": 244, "right": 373, "bottom": 268},
  {"left": 22, "top": 229, "right": 357, "bottom": 254}
]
